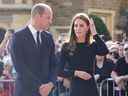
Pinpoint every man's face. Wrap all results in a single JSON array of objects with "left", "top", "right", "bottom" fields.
[{"left": 37, "top": 9, "right": 53, "bottom": 31}]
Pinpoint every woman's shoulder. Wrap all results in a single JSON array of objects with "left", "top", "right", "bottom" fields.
[
  {"left": 88, "top": 41, "right": 96, "bottom": 48},
  {"left": 61, "top": 42, "right": 70, "bottom": 56},
  {"left": 62, "top": 42, "right": 70, "bottom": 48}
]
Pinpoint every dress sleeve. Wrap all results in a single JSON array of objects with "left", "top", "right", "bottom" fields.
[
  {"left": 58, "top": 43, "right": 74, "bottom": 78},
  {"left": 92, "top": 34, "right": 109, "bottom": 56}
]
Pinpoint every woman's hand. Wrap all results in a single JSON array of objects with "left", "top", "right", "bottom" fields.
[
  {"left": 89, "top": 18, "right": 97, "bottom": 36},
  {"left": 74, "top": 70, "right": 92, "bottom": 80},
  {"left": 39, "top": 82, "right": 54, "bottom": 96}
]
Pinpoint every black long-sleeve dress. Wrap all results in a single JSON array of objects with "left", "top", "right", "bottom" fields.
[{"left": 59, "top": 35, "right": 109, "bottom": 96}]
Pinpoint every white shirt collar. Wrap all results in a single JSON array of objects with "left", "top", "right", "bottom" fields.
[
  {"left": 28, "top": 24, "right": 37, "bottom": 36},
  {"left": 28, "top": 24, "right": 41, "bottom": 43}
]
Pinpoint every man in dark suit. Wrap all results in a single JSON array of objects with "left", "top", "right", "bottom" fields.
[{"left": 10, "top": 3, "right": 56, "bottom": 96}]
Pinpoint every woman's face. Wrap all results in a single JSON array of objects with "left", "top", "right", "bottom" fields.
[{"left": 74, "top": 18, "right": 89, "bottom": 39}]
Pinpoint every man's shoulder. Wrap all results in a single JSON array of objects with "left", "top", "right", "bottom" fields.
[
  {"left": 16, "top": 26, "right": 29, "bottom": 33},
  {"left": 15, "top": 26, "right": 29, "bottom": 36},
  {"left": 43, "top": 31, "right": 53, "bottom": 38},
  {"left": 12, "top": 26, "right": 29, "bottom": 41},
  {"left": 44, "top": 31, "right": 52, "bottom": 35}
]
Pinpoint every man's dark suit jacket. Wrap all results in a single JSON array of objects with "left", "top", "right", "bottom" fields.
[{"left": 10, "top": 26, "right": 56, "bottom": 96}]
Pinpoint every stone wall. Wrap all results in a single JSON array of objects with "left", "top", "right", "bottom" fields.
[
  {"left": 0, "top": 0, "right": 128, "bottom": 40},
  {"left": 44, "top": 0, "right": 124, "bottom": 39}
]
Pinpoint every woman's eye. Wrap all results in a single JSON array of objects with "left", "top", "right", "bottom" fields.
[
  {"left": 80, "top": 24, "right": 84, "bottom": 27},
  {"left": 74, "top": 24, "right": 78, "bottom": 27}
]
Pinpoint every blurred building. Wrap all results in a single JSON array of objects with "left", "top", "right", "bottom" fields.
[
  {"left": 0, "top": 0, "right": 127, "bottom": 41},
  {"left": 0, "top": 0, "right": 32, "bottom": 29}
]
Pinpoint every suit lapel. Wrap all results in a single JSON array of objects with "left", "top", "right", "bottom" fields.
[
  {"left": 40, "top": 32, "right": 50, "bottom": 55},
  {"left": 25, "top": 27, "right": 37, "bottom": 48}
]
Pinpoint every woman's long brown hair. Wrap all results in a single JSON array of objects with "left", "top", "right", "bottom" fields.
[{"left": 65, "top": 13, "right": 91, "bottom": 55}]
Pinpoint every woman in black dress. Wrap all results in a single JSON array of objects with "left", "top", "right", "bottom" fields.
[{"left": 58, "top": 13, "right": 108, "bottom": 96}]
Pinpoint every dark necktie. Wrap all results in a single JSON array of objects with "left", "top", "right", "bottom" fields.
[{"left": 36, "top": 31, "right": 41, "bottom": 48}]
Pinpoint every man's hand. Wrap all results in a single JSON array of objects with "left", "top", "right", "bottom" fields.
[
  {"left": 74, "top": 70, "right": 92, "bottom": 80},
  {"left": 39, "top": 82, "right": 54, "bottom": 96}
]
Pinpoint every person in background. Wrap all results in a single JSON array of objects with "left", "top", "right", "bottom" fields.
[
  {"left": 0, "top": 28, "right": 6, "bottom": 44},
  {"left": 95, "top": 55, "right": 114, "bottom": 82},
  {"left": 118, "top": 43, "right": 124, "bottom": 58},
  {"left": 0, "top": 61, "right": 4, "bottom": 77},
  {"left": 111, "top": 42, "right": 128, "bottom": 96},
  {"left": 107, "top": 43, "right": 120, "bottom": 64},
  {"left": 10, "top": 3, "right": 56, "bottom": 96},
  {"left": 58, "top": 13, "right": 108, "bottom": 96},
  {"left": 95, "top": 55, "right": 114, "bottom": 96},
  {"left": 0, "top": 29, "right": 13, "bottom": 57}
]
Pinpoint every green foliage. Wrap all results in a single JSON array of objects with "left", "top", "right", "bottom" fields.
[{"left": 89, "top": 14, "right": 111, "bottom": 41}]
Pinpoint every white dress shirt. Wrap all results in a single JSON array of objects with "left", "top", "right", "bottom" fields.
[{"left": 28, "top": 24, "right": 42, "bottom": 44}]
